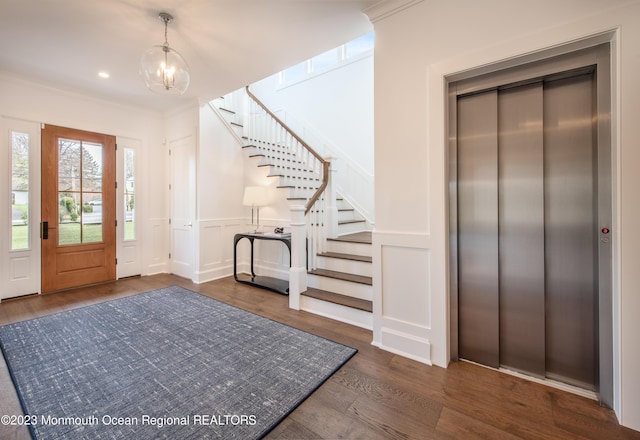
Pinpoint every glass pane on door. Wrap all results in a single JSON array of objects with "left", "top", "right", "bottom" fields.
[
  {"left": 11, "top": 131, "right": 30, "bottom": 250},
  {"left": 58, "top": 138, "right": 104, "bottom": 245},
  {"left": 124, "top": 148, "right": 135, "bottom": 241},
  {"left": 81, "top": 142, "right": 103, "bottom": 243}
]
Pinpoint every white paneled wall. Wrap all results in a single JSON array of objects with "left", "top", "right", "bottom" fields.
[
  {"left": 373, "top": 231, "right": 437, "bottom": 364},
  {"left": 371, "top": 0, "right": 640, "bottom": 430},
  {"left": 146, "top": 219, "right": 170, "bottom": 275}
]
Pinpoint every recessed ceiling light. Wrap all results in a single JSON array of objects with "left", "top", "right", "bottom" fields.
[{"left": 98, "top": 72, "right": 110, "bottom": 79}]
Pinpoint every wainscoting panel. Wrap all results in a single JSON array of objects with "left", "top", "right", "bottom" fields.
[
  {"left": 195, "top": 219, "right": 269, "bottom": 284},
  {"left": 146, "top": 219, "right": 169, "bottom": 275},
  {"left": 381, "top": 245, "right": 431, "bottom": 328},
  {"left": 200, "top": 223, "right": 223, "bottom": 267},
  {"left": 373, "top": 231, "right": 435, "bottom": 365}
]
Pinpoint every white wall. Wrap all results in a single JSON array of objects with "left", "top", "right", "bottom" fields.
[
  {"left": 250, "top": 53, "right": 375, "bottom": 223},
  {"left": 195, "top": 103, "right": 249, "bottom": 283},
  {"left": 0, "top": 73, "right": 168, "bottom": 278},
  {"left": 193, "top": 103, "right": 292, "bottom": 284},
  {"left": 370, "top": 0, "right": 640, "bottom": 430}
]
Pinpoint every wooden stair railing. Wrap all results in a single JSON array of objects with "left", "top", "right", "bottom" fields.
[
  {"left": 244, "top": 87, "right": 332, "bottom": 303},
  {"left": 245, "top": 86, "right": 329, "bottom": 214}
]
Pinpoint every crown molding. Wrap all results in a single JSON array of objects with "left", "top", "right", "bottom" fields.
[{"left": 363, "top": 0, "right": 424, "bottom": 23}]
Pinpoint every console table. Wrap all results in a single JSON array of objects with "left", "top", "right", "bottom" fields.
[{"left": 233, "top": 232, "right": 291, "bottom": 295}]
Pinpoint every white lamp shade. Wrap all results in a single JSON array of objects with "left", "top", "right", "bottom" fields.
[
  {"left": 243, "top": 186, "right": 269, "bottom": 207},
  {"left": 140, "top": 44, "right": 190, "bottom": 95}
]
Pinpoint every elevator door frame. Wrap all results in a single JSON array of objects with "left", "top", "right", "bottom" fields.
[{"left": 448, "top": 43, "right": 613, "bottom": 406}]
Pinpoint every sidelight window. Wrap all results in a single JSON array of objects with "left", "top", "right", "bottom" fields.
[
  {"left": 11, "top": 131, "right": 30, "bottom": 250},
  {"left": 124, "top": 148, "right": 135, "bottom": 241}
]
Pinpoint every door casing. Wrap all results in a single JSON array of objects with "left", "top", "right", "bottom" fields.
[{"left": 447, "top": 43, "right": 613, "bottom": 406}]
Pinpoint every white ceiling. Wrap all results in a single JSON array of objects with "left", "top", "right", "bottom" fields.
[{"left": 0, "top": 0, "right": 377, "bottom": 112}]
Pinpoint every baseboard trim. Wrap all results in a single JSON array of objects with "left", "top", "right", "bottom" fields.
[{"left": 379, "top": 327, "right": 432, "bottom": 365}]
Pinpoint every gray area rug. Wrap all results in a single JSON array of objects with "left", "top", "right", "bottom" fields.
[{"left": 0, "top": 286, "right": 357, "bottom": 439}]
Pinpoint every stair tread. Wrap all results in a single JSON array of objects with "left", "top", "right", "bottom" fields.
[
  {"left": 318, "top": 252, "right": 372, "bottom": 263},
  {"left": 328, "top": 231, "right": 372, "bottom": 245},
  {"left": 302, "top": 288, "right": 373, "bottom": 312},
  {"left": 308, "top": 268, "right": 372, "bottom": 285},
  {"left": 338, "top": 219, "right": 366, "bottom": 225}
]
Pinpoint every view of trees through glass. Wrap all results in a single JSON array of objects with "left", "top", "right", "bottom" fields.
[
  {"left": 11, "top": 135, "right": 133, "bottom": 249},
  {"left": 11, "top": 131, "right": 30, "bottom": 250},
  {"left": 58, "top": 138, "right": 103, "bottom": 245},
  {"left": 124, "top": 148, "right": 135, "bottom": 241}
]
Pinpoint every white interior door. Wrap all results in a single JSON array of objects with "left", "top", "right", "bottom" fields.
[
  {"left": 170, "top": 135, "right": 196, "bottom": 279},
  {"left": 0, "top": 118, "right": 41, "bottom": 299}
]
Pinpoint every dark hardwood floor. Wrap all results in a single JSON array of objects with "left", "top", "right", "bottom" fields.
[{"left": 0, "top": 274, "right": 638, "bottom": 439}]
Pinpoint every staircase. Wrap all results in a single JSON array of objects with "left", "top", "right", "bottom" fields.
[
  {"left": 211, "top": 90, "right": 373, "bottom": 330},
  {"left": 305, "top": 230, "right": 372, "bottom": 329}
]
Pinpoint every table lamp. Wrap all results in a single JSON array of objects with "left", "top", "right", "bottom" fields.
[{"left": 243, "top": 186, "right": 268, "bottom": 233}]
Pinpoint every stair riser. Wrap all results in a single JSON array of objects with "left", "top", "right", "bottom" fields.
[
  {"left": 257, "top": 157, "right": 306, "bottom": 168},
  {"left": 221, "top": 113, "right": 236, "bottom": 125},
  {"left": 308, "top": 210, "right": 362, "bottom": 224},
  {"left": 300, "top": 296, "right": 372, "bottom": 330},
  {"left": 248, "top": 146, "right": 295, "bottom": 156},
  {"left": 307, "top": 274, "right": 372, "bottom": 301},
  {"left": 243, "top": 140, "right": 291, "bottom": 154},
  {"left": 277, "top": 177, "right": 322, "bottom": 188},
  {"left": 325, "top": 240, "right": 372, "bottom": 257},
  {"left": 266, "top": 166, "right": 320, "bottom": 180},
  {"left": 337, "top": 221, "right": 369, "bottom": 235},
  {"left": 242, "top": 145, "right": 259, "bottom": 155},
  {"left": 338, "top": 210, "right": 361, "bottom": 222},
  {"left": 288, "top": 188, "right": 323, "bottom": 199},
  {"left": 315, "top": 256, "right": 372, "bottom": 277}
]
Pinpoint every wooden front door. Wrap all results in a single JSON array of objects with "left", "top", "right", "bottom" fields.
[{"left": 41, "top": 125, "right": 116, "bottom": 293}]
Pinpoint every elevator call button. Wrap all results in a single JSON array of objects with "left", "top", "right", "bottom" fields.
[{"left": 602, "top": 228, "right": 610, "bottom": 234}]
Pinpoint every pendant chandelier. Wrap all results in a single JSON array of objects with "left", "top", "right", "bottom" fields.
[{"left": 139, "top": 12, "right": 190, "bottom": 95}]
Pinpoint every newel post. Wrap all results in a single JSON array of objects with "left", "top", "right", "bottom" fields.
[
  {"left": 324, "top": 157, "right": 339, "bottom": 239},
  {"left": 288, "top": 204, "right": 307, "bottom": 310}
]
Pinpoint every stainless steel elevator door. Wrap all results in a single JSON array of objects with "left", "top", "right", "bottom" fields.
[
  {"left": 498, "top": 83, "right": 546, "bottom": 378},
  {"left": 544, "top": 74, "right": 597, "bottom": 388},
  {"left": 457, "top": 72, "right": 597, "bottom": 389},
  {"left": 457, "top": 90, "right": 500, "bottom": 368}
]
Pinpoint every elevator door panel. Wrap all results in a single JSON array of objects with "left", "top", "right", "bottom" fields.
[
  {"left": 456, "top": 72, "right": 597, "bottom": 390},
  {"left": 498, "top": 84, "right": 546, "bottom": 377},
  {"left": 457, "top": 90, "right": 499, "bottom": 368},
  {"left": 544, "top": 74, "right": 596, "bottom": 388}
]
